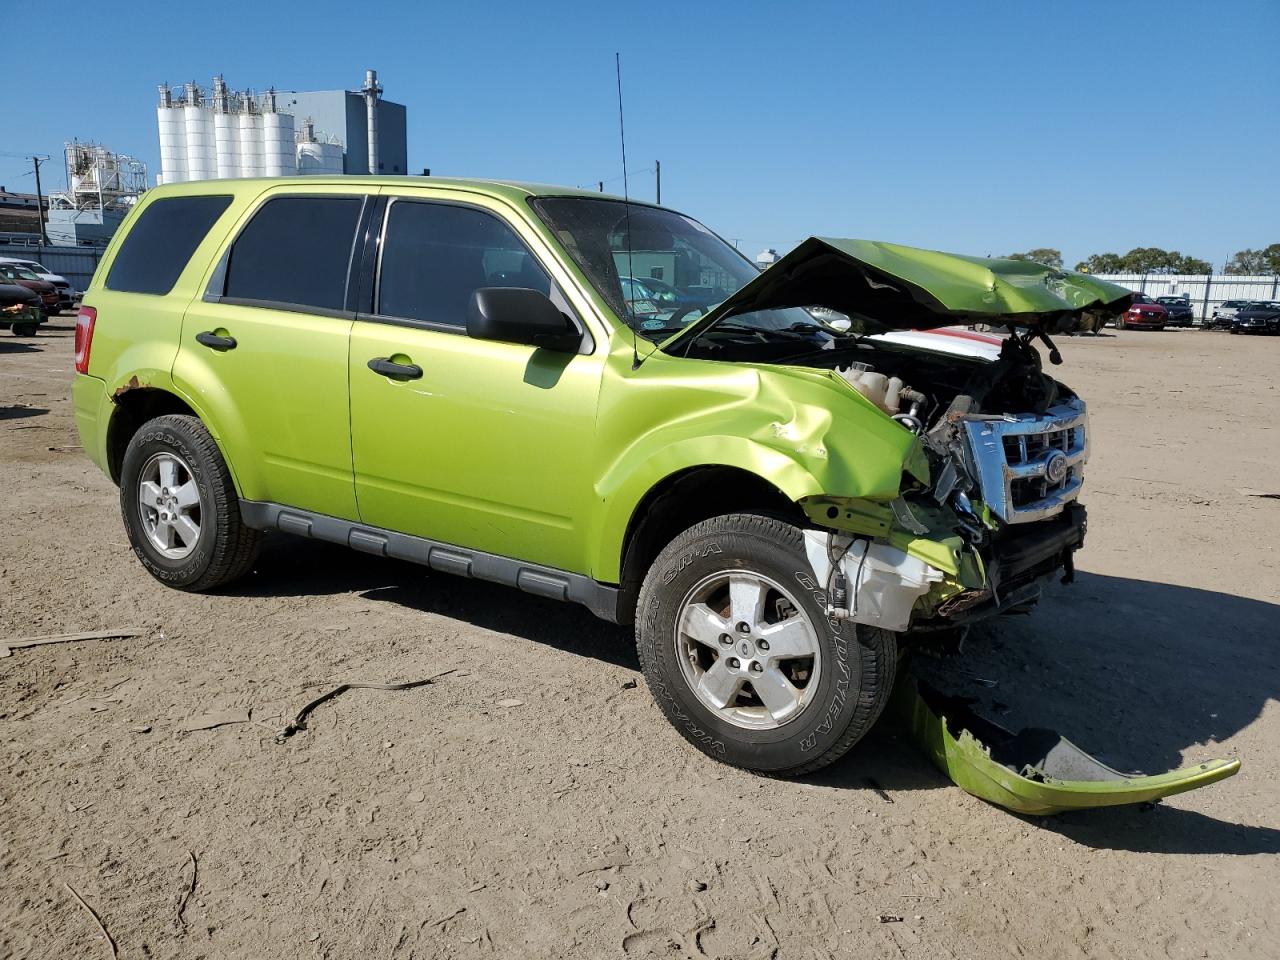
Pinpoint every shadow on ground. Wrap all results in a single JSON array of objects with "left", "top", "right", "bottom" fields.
[
  {"left": 233, "top": 537, "right": 1278, "bottom": 851},
  {"left": 0, "top": 405, "right": 48, "bottom": 420},
  {"left": 0, "top": 341, "right": 41, "bottom": 356},
  {"left": 1040, "top": 804, "right": 1280, "bottom": 855}
]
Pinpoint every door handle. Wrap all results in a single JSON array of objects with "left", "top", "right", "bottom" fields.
[
  {"left": 196, "top": 331, "right": 237, "bottom": 351},
  {"left": 367, "top": 357, "right": 423, "bottom": 380}
]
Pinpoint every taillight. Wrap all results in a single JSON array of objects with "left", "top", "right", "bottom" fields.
[{"left": 74, "top": 306, "right": 96, "bottom": 374}]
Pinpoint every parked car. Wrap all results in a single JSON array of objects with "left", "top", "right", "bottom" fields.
[
  {"left": 1114, "top": 292, "right": 1168, "bottom": 330},
  {"left": 1230, "top": 301, "right": 1280, "bottom": 335},
  {"left": 72, "top": 179, "right": 1131, "bottom": 775},
  {"left": 1210, "top": 299, "right": 1253, "bottom": 325},
  {"left": 0, "top": 263, "right": 59, "bottom": 316},
  {"left": 0, "top": 256, "right": 78, "bottom": 312},
  {"left": 1155, "top": 295, "right": 1195, "bottom": 327},
  {"left": 0, "top": 281, "right": 42, "bottom": 336}
]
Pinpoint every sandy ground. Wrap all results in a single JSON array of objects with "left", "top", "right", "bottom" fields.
[{"left": 1, "top": 319, "right": 1277, "bottom": 960}]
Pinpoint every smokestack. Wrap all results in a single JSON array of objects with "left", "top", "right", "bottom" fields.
[{"left": 361, "top": 69, "right": 381, "bottom": 174}]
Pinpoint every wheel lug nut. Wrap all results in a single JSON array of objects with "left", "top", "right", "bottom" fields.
[
  {"left": 718, "top": 634, "right": 731, "bottom": 646},
  {"left": 727, "top": 657, "right": 740, "bottom": 669},
  {"left": 735, "top": 622, "right": 750, "bottom": 634},
  {"left": 750, "top": 662, "right": 763, "bottom": 673},
  {"left": 757, "top": 639, "right": 770, "bottom": 651}
]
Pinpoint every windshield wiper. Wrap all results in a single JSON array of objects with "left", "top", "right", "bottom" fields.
[
  {"left": 773, "top": 340, "right": 868, "bottom": 366},
  {"left": 713, "top": 320, "right": 827, "bottom": 340}
]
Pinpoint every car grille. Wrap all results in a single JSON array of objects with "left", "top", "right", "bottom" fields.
[{"left": 961, "top": 399, "right": 1088, "bottom": 524}]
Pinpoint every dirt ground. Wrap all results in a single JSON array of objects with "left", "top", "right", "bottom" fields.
[{"left": 2, "top": 318, "right": 1277, "bottom": 960}]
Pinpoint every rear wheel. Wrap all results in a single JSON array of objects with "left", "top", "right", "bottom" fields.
[
  {"left": 12, "top": 323, "right": 36, "bottom": 337},
  {"left": 119, "top": 414, "right": 260, "bottom": 591},
  {"left": 636, "top": 514, "right": 897, "bottom": 775}
]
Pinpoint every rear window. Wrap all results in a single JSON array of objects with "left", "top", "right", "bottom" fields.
[
  {"left": 107, "top": 195, "right": 232, "bottom": 295},
  {"left": 222, "top": 196, "right": 364, "bottom": 311}
]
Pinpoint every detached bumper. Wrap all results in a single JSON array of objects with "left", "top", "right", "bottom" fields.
[{"left": 894, "top": 675, "right": 1240, "bottom": 816}]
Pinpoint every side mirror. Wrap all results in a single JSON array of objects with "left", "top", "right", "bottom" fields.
[{"left": 466, "top": 287, "right": 582, "bottom": 353}]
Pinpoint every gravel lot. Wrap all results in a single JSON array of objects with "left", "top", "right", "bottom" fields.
[{"left": 2, "top": 319, "right": 1277, "bottom": 959}]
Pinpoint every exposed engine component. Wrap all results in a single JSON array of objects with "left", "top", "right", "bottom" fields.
[
  {"left": 801, "top": 531, "right": 944, "bottom": 632},
  {"left": 837, "top": 362, "right": 928, "bottom": 430}
]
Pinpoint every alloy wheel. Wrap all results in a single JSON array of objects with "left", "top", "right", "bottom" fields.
[
  {"left": 137, "top": 452, "right": 202, "bottom": 559},
  {"left": 674, "top": 570, "right": 822, "bottom": 730}
]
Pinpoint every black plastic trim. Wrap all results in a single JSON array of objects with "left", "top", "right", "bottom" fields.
[
  {"left": 206, "top": 297, "right": 356, "bottom": 321},
  {"left": 238, "top": 500, "right": 622, "bottom": 623}
]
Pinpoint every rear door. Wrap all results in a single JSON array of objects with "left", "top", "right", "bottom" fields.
[
  {"left": 174, "top": 186, "right": 369, "bottom": 519},
  {"left": 347, "top": 191, "right": 605, "bottom": 574}
]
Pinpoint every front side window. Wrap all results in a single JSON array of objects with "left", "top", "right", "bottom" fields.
[
  {"left": 107, "top": 195, "right": 232, "bottom": 295},
  {"left": 223, "top": 196, "right": 364, "bottom": 311},
  {"left": 377, "top": 200, "right": 551, "bottom": 327}
]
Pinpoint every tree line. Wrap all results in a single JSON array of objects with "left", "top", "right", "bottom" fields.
[{"left": 1002, "top": 244, "right": 1280, "bottom": 275}]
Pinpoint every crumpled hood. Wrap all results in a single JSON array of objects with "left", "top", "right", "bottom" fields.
[{"left": 672, "top": 237, "right": 1134, "bottom": 341}]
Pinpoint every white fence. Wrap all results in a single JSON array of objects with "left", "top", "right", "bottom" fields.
[{"left": 1094, "top": 273, "right": 1280, "bottom": 322}]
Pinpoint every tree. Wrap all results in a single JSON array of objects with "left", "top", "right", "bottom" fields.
[
  {"left": 1005, "top": 248, "right": 1063, "bottom": 269},
  {"left": 1074, "top": 252, "right": 1124, "bottom": 274},
  {"left": 1167, "top": 254, "right": 1212, "bottom": 274},
  {"left": 1074, "top": 248, "right": 1210, "bottom": 275},
  {"left": 1224, "top": 244, "right": 1280, "bottom": 275}
]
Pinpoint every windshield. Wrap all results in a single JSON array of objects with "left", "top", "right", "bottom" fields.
[
  {"left": 0, "top": 266, "right": 39, "bottom": 281},
  {"left": 530, "top": 196, "right": 821, "bottom": 342}
]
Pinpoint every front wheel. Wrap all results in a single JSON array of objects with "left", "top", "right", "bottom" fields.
[
  {"left": 119, "top": 414, "right": 260, "bottom": 591},
  {"left": 636, "top": 514, "right": 897, "bottom": 776},
  {"left": 11, "top": 323, "right": 37, "bottom": 337}
]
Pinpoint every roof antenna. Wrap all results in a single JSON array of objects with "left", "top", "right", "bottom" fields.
[{"left": 616, "top": 52, "right": 642, "bottom": 370}]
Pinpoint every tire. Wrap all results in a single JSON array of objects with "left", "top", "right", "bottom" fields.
[
  {"left": 636, "top": 513, "right": 898, "bottom": 776},
  {"left": 119, "top": 414, "right": 260, "bottom": 591},
  {"left": 12, "top": 323, "right": 36, "bottom": 337}
]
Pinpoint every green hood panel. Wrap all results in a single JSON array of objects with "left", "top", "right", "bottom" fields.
[
  {"left": 894, "top": 676, "right": 1240, "bottom": 816},
  {"left": 676, "top": 237, "right": 1135, "bottom": 341}
]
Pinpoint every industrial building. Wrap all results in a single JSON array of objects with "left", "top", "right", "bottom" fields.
[{"left": 155, "top": 70, "right": 407, "bottom": 185}]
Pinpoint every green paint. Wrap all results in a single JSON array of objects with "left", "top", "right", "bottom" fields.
[{"left": 893, "top": 676, "right": 1240, "bottom": 816}]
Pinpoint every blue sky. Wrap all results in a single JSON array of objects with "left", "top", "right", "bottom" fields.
[{"left": 2, "top": 0, "right": 1276, "bottom": 269}]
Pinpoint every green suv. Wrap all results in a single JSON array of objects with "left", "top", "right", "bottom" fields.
[{"left": 72, "top": 177, "right": 1130, "bottom": 775}]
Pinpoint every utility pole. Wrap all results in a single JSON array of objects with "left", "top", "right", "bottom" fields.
[
  {"left": 598, "top": 181, "right": 604, "bottom": 192},
  {"left": 30, "top": 154, "right": 50, "bottom": 246},
  {"left": 655, "top": 160, "right": 661, "bottom": 205}
]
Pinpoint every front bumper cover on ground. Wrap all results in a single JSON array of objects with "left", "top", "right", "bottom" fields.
[{"left": 893, "top": 674, "right": 1240, "bottom": 816}]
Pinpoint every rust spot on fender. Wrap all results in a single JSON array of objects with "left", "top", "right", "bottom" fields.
[{"left": 112, "top": 375, "right": 144, "bottom": 401}]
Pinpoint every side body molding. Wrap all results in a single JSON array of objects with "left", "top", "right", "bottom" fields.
[{"left": 239, "top": 501, "right": 621, "bottom": 623}]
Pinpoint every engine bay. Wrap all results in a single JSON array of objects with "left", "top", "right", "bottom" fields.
[{"left": 677, "top": 318, "right": 1072, "bottom": 435}]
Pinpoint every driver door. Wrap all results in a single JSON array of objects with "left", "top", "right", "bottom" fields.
[{"left": 348, "top": 193, "right": 606, "bottom": 575}]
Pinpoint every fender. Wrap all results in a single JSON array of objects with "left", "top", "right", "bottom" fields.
[
  {"left": 589, "top": 435, "right": 826, "bottom": 582},
  {"left": 587, "top": 344, "right": 922, "bottom": 582}
]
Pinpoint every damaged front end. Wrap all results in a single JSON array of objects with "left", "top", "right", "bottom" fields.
[
  {"left": 665, "top": 238, "right": 1134, "bottom": 635},
  {"left": 794, "top": 331, "right": 1101, "bottom": 637}
]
